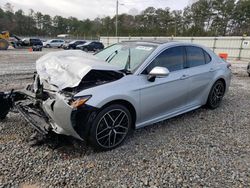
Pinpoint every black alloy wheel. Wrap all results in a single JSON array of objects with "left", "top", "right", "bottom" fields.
[
  {"left": 207, "top": 80, "right": 225, "bottom": 109},
  {"left": 89, "top": 104, "right": 132, "bottom": 151}
]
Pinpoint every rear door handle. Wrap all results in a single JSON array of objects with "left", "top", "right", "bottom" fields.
[
  {"left": 180, "top": 74, "right": 190, "bottom": 80},
  {"left": 209, "top": 68, "right": 216, "bottom": 72}
]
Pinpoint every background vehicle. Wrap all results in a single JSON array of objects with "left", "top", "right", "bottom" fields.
[
  {"left": 247, "top": 62, "right": 250, "bottom": 77},
  {"left": 76, "top": 41, "right": 104, "bottom": 52},
  {"left": 21, "top": 38, "right": 42, "bottom": 46},
  {"left": 0, "top": 31, "right": 22, "bottom": 50},
  {"left": 43, "top": 39, "right": 65, "bottom": 48},
  {"left": 0, "top": 41, "right": 231, "bottom": 151},
  {"left": 63, "top": 40, "right": 86, "bottom": 50},
  {"left": 21, "top": 38, "right": 43, "bottom": 51}
]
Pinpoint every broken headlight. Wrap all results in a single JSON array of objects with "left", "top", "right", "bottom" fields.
[{"left": 68, "top": 95, "right": 92, "bottom": 108}]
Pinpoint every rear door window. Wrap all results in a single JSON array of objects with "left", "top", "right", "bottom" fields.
[
  {"left": 204, "top": 51, "right": 211, "bottom": 63},
  {"left": 186, "top": 46, "right": 206, "bottom": 68}
]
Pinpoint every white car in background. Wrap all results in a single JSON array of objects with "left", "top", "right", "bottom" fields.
[{"left": 43, "top": 39, "right": 65, "bottom": 48}]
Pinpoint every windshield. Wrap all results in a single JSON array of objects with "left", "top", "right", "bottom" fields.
[
  {"left": 95, "top": 43, "right": 156, "bottom": 71},
  {"left": 83, "top": 41, "right": 91, "bottom": 45},
  {"left": 69, "top": 40, "right": 77, "bottom": 44}
]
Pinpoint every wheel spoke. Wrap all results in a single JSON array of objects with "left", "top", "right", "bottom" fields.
[
  {"left": 113, "top": 132, "right": 117, "bottom": 145},
  {"left": 97, "top": 127, "right": 110, "bottom": 136},
  {"left": 118, "top": 113, "right": 126, "bottom": 125},
  {"left": 116, "top": 131, "right": 126, "bottom": 135},
  {"left": 108, "top": 132, "right": 111, "bottom": 147},
  {"left": 114, "top": 111, "right": 124, "bottom": 124},
  {"left": 107, "top": 113, "right": 115, "bottom": 123},
  {"left": 115, "top": 124, "right": 128, "bottom": 130},
  {"left": 97, "top": 131, "right": 111, "bottom": 141},
  {"left": 103, "top": 116, "right": 110, "bottom": 127}
]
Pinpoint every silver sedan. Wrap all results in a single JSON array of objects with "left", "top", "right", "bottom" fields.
[{"left": 0, "top": 41, "right": 232, "bottom": 150}]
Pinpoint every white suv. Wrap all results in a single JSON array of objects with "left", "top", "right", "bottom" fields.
[{"left": 43, "top": 39, "right": 65, "bottom": 48}]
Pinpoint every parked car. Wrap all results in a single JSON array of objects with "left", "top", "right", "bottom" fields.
[
  {"left": 63, "top": 40, "right": 86, "bottom": 50},
  {"left": 20, "top": 38, "right": 43, "bottom": 51},
  {"left": 0, "top": 41, "right": 232, "bottom": 151},
  {"left": 247, "top": 62, "right": 250, "bottom": 77},
  {"left": 76, "top": 41, "right": 104, "bottom": 52},
  {"left": 43, "top": 39, "right": 65, "bottom": 48}
]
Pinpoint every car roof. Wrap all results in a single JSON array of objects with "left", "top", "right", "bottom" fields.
[
  {"left": 120, "top": 40, "right": 208, "bottom": 49},
  {"left": 121, "top": 40, "right": 176, "bottom": 45}
]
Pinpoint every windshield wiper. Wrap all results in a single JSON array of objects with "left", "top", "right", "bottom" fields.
[
  {"left": 125, "top": 48, "right": 131, "bottom": 70},
  {"left": 105, "top": 50, "right": 118, "bottom": 62},
  {"left": 120, "top": 69, "right": 132, "bottom": 75}
]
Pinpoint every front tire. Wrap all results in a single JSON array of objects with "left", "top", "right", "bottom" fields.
[
  {"left": 89, "top": 104, "right": 132, "bottom": 151},
  {"left": 206, "top": 80, "right": 225, "bottom": 109}
]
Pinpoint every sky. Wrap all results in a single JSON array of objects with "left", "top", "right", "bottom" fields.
[{"left": 0, "top": 0, "right": 191, "bottom": 20}]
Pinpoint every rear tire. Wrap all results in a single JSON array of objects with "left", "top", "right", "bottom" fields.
[
  {"left": 89, "top": 104, "right": 132, "bottom": 151},
  {"left": 0, "top": 97, "right": 11, "bottom": 120},
  {"left": 0, "top": 111, "right": 8, "bottom": 120},
  {"left": 206, "top": 80, "right": 225, "bottom": 109}
]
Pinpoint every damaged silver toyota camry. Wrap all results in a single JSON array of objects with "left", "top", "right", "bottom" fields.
[{"left": 0, "top": 41, "right": 231, "bottom": 150}]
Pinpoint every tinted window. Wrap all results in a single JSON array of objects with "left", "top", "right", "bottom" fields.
[
  {"left": 186, "top": 46, "right": 206, "bottom": 68},
  {"left": 204, "top": 50, "right": 211, "bottom": 63},
  {"left": 96, "top": 42, "right": 102, "bottom": 47},
  {"left": 77, "top": 41, "right": 85, "bottom": 45},
  {"left": 145, "top": 46, "right": 185, "bottom": 73},
  {"left": 31, "top": 39, "right": 39, "bottom": 42}
]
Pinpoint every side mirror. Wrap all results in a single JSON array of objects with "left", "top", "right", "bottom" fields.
[{"left": 147, "top": 66, "right": 170, "bottom": 82}]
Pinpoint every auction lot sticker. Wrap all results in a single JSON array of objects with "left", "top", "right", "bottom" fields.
[{"left": 136, "top": 46, "right": 153, "bottom": 51}]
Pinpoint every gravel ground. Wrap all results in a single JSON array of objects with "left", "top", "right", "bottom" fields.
[{"left": 0, "top": 49, "right": 250, "bottom": 188}]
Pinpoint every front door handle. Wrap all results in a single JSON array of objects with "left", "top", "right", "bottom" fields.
[{"left": 180, "top": 74, "right": 190, "bottom": 80}]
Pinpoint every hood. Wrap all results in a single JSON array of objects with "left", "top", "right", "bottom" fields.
[{"left": 36, "top": 50, "right": 121, "bottom": 90}]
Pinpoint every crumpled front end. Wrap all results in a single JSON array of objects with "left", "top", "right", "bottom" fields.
[
  {"left": 40, "top": 92, "right": 83, "bottom": 140},
  {"left": 10, "top": 83, "right": 84, "bottom": 140},
  {"left": 1, "top": 50, "right": 124, "bottom": 140}
]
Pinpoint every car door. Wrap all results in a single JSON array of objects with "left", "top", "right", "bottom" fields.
[
  {"left": 50, "top": 40, "right": 57, "bottom": 47},
  {"left": 184, "top": 46, "right": 216, "bottom": 107},
  {"left": 139, "top": 46, "right": 190, "bottom": 125},
  {"left": 89, "top": 42, "right": 95, "bottom": 51}
]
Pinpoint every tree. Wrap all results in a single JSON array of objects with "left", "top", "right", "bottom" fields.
[
  {"left": 231, "top": 0, "right": 250, "bottom": 36},
  {"left": 0, "top": 2, "right": 249, "bottom": 37},
  {"left": 210, "top": 0, "right": 236, "bottom": 36}
]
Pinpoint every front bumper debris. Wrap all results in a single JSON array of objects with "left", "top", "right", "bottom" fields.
[
  {"left": 16, "top": 101, "right": 51, "bottom": 134},
  {"left": 0, "top": 89, "right": 86, "bottom": 140},
  {"left": 0, "top": 90, "right": 52, "bottom": 135}
]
